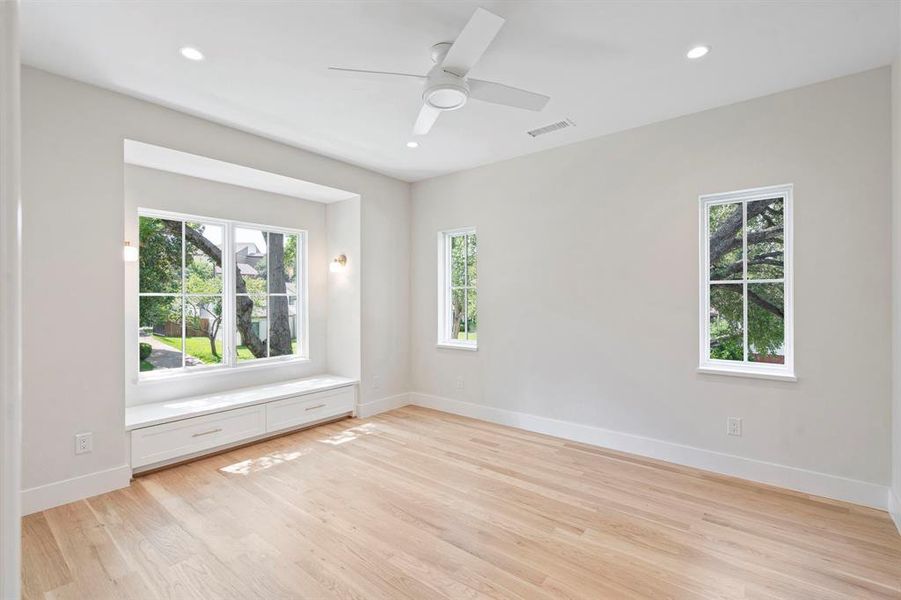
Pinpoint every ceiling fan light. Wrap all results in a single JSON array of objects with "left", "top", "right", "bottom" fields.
[{"left": 424, "top": 84, "right": 468, "bottom": 111}]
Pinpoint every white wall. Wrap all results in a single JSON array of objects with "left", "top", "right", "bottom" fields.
[
  {"left": 0, "top": 0, "right": 21, "bottom": 595},
  {"left": 327, "top": 197, "right": 361, "bottom": 380},
  {"left": 412, "top": 68, "right": 893, "bottom": 495},
  {"left": 21, "top": 67, "right": 410, "bottom": 504},
  {"left": 891, "top": 7, "right": 901, "bottom": 526},
  {"left": 124, "top": 165, "right": 331, "bottom": 405},
  {"left": 360, "top": 189, "right": 411, "bottom": 405}
]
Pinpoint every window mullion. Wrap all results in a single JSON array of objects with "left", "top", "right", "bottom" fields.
[
  {"left": 181, "top": 221, "right": 186, "bottom": 368},
  {"left": 742, "top": 201, "right": 749, "bottom": 363}
]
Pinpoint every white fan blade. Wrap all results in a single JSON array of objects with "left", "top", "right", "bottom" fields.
[
  {"left": 468, "top": 79, "right": 550, "bottom": 112},
  {"left": 413, "top": 104, "right": 441, "bottom": 135},
  {"left": 441, "top": 8, "right": 505, "bottom": 77},
  {"left": 328, "top": 67, "right": 426, "bottom": 81}
]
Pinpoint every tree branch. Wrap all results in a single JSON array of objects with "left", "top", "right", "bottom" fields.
[
  {"left": 709, "top": 198, "right": 782, "bottom": 264},
  {"left": 711, "top": 252, "right": 783, "bottom": 279},
  {"left": 718, "top": 284, "right": 784, "bottom": 319}
]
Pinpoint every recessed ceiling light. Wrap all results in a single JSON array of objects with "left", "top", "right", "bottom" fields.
[
  {"left": 686, "top": 45, "right": 710, "bottom": 60},
  {"left": 406, "top": 141, "right": 419, "bottom": 148},
  {"left": 179, "top": 47, "right": 205, "bottom": 61}
]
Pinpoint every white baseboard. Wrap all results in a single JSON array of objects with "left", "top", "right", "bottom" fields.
[
  {"left": 357, "top": 392, "right": 411, "bottom": 418},
  {"left": 409, "top": 392, "right": 889, "bottom": 511},
  {"left": 21, "top": 464, "right": 132, "bottom": 516},
  {"left": 889, "top": 489, "right": 901, "bottom": 535}
]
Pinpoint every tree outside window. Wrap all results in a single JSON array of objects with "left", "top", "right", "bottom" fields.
[{"left": 138, "top": 213, "right": 303, "bottom": 374}]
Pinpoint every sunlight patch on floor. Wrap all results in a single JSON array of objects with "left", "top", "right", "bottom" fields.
[
  {"left": 219, "top": 449, "right": 309, "bottom": 475},
  {"left": 318, "top": 422, "right": 378, "bottom": 446}
]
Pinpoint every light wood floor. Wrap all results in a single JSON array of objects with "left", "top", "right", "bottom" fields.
[{"left": 21, "top": 406, "right": 901, "bottom": 599}]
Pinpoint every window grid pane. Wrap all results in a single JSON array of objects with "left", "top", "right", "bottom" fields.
[
  {"left": 185, "top": 295, "right": 224, "bottom": 367},
  {"left": 443, "top": 231, "right": 477, "bottom": 344},
  {"left": 703, "top": 191, "right": 789, "bottom": 371},
  {"left": 140, "top": 213, "right": 305, "bottom": 375}
]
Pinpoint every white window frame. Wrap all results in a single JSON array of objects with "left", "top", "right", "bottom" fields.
[
  {"left": 698, "top": 184, "right": 795, "bottom": 382},
  {"left": 138, "top": 208, "right": 308, "bottom": 380},
  {"left": 437, "top": 227, "right": 477, "bottom": 350}
]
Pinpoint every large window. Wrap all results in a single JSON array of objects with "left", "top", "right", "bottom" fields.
[
  {"left": 138, "top": 209, "right": 305, "bottom": 376},
  {"left": 699, "top": 184, "right": 794, "bottom": 380},
  {"left": 438, "top": 228, "right": 477, "bottom": 349}
]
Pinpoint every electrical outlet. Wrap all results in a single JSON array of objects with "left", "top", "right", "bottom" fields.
[
  {"left": 75, "top": 432, "right": 93, "bottom": 454},
  {"left": 455, "top": 376, "right": 465, "bottom": 391},
  {"left": 726, "top": 417, "right": 742, "bottom": 437}
]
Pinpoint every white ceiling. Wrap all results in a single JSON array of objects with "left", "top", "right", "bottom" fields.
[{"left": 21, "top": 1, "right": 900, "bottom": 182}]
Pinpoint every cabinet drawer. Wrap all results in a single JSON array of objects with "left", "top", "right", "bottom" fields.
[
  {"left": 131, "top": 405, "right": 266, "bottom": 468},
  {"left": 266, "top": 386, "right": 355, "bottom": 433}
]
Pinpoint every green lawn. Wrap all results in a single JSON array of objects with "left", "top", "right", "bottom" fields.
[
  {"left": 155, "top": 335, "right": 297, "bottom": 364},
  {"left": 456, "top": 332, "right": 478, "bottom": 341}
]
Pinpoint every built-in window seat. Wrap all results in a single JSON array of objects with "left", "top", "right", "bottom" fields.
[{"left": 126, "top": 375, "right": 357, "bottom": 473}]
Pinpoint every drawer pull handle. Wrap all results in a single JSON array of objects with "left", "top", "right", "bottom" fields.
[
  {"left": 305, "top": 403, "right": 327, "bottom": 411},
  {"left": 192, "top": 428, "right": 223, "bottom": 438}
]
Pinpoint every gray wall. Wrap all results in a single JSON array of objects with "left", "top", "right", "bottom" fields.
[{"left": 412, "top": 68, "right": 892, "bottom": 487}]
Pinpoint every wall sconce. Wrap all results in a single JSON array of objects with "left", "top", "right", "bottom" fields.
[
  {"left": 123, "top": 241, "right": 139, "bottom": 262},
  {"left": 329, "top": 254, "right": 347, "bottom": 273}
]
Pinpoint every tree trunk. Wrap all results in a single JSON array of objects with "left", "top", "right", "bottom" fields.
[
  {"left": 450, "top": 296, "right": 464, "bottom": 339},
  {"left": 167, "top": 222, "right": 268, "bottom": 358},
  {"left": 235, "top": 295, "right": 267, "bottom": 358},
  {"left": 268, "top": 233, "right": 293, "bottom": 356},
  {"left": 208, "top": 317, "right": 220, "bottom": 358}
]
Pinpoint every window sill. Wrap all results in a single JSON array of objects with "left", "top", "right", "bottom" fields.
[
  {"left": 436, "top": 341, "right": 478, "bottom": 352},
  {"left": 697, "top": 365, "right": 796, "bottom": 382},
  {"left": 137, "top": 356, "right": 311, "bottom": 385}
]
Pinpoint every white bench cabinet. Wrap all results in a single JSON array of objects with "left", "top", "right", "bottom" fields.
[{"left": 127, "top": 375, "right": 357, "bottom": 472}]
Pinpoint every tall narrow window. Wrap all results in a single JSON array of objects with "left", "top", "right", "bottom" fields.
[
  {"left": 138, "top": 209, "right": 305, "bottom": 377},
  {"left": 700, "top": 184, "right": 794, "bottom": 380},
  {"left": 438, "top": 228, "right": 477, "bottom": 349}
]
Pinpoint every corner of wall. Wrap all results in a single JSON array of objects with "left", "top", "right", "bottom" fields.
[
  {"left": 357, "top": 392, "right": 411, "bottom": 418},
  {"left": 890, "top": 487, "right": 901, "bottom": 535},
  {"left": 20, "top": 464, "right": 132, "bottom": 516},
  {"left": 892, "top": 6, "right": 901, "bottom": 528}
]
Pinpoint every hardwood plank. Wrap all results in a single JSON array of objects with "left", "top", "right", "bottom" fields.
[
  {"left": 22, "top": 405, "right": 901, "bottom": 599},
  {"left": 21, "top": 513, "right": 71, "bottom": 599}
]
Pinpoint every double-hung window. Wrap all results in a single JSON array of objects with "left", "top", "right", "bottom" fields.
[
  {"left": 699, "top": 184, "right": 794, "bottom": 380},
  {"left": 438, "top": 228, "right": 478, "bottom": 349},
  {"left": 138, "top": 209, "right": 306, "bottom": 377}
]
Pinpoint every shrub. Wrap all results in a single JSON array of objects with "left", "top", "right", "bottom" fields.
[{"left": 139, "top": 342, "right": 152, "bottom": 361}]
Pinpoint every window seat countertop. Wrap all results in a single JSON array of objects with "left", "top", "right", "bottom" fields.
[{"left": 125, "top": 374, "right": 358, "bottom": 431}]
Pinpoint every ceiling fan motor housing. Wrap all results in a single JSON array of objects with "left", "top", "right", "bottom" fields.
[{"left": 423, "top": 69, "right": 469, "bottom": 111}]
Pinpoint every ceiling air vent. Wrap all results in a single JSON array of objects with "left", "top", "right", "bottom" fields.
[{"left": 526, "top": 118, "right": 575, "bottom": 138}]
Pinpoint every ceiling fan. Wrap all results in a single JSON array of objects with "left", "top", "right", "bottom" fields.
[{"left": 328, "top": 7, "right": 550, "bottom": 136}]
